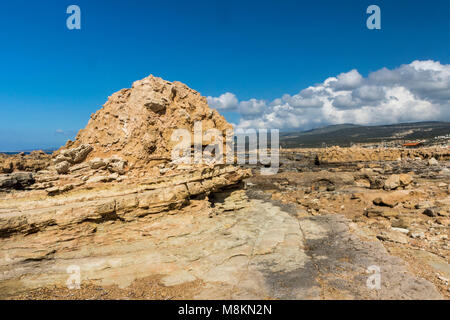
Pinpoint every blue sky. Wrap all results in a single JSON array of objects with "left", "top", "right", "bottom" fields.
[{"left": 1, "top": 0, "right": 450, "bottom": 150}]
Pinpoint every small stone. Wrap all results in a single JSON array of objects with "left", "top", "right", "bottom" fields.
[
  {"left": 55, "top": 161, "right": 70, "bottom": 174},
  {"left": 89, "top": 158, "right": 107, "bottom": 170},
  {"left": 437, "top": 276, "right": 448, "bottom": 284},
  {"left": 373, "top": 197, "right": 398, "bottom": 208},
  {"left": 377, "top": 230, "right": 409, "bottom": 244},
  {"left": 46, "top": 184, "right": 73, "bottom": 196},
  {"left": 399, "top": 174, "right": 413, "bottom": 186},
  {"left": 422, "top": 208, "right": 436, "bottom": 217},
  {"left": 391, "top": 227, "right": 409, "bottom": 234},
  {"left": 391, "top": 217, "right": 412, "bottom": 228},
  {"left": 428, "top": 158, "right": 438, "bottom": 166},
  {"left": 384, "top": 175, "right": 401, "bottom": 190},
  {"left": 87, "top": 175, "right": 115, "bottom": 184},
  {"left": 409, "top": 231, "right": 425, "bottom": 239},
  {"left": 364, "top": 208, "right": 383, "bottom": 217}
]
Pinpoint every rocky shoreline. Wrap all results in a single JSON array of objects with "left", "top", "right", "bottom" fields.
[{"left": 0, "top": 75, "right": 448, "bottom": 300}]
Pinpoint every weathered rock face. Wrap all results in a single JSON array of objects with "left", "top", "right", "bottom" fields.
[
  {"left": 0, "top": 151, "right": 51, "bottom": 174},
  {"left": 0, "top": 164, "right": 247, "bottom": 238},
  {"left": 317, "top": 146, "right": 449, "bottom": 164},
  {"left": 0, "top": 75, "right": 250, "bottom": 198},
  {"left": 1, "top": 142, "right": 448, "bottom": 298},
  {"left": 384, "top": 174, "right": 413, "bottom": 190},
  {"left": 57, "top": 75, "right": 232, "bottom": 172},
  {"left": 0, "top": 173, "right": 35, "bottom": 190},
  {"left": 0, "top": 75, "right": 250, "bottom": 233}
]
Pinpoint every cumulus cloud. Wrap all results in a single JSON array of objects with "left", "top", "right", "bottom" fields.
[
  {"left": 206, "top": 92, "right": 238, "bottom": 110},
  {"left": 329, "top": 69, "right": 363, "bottom": 90},
  {"left": 207, "top": 60, "right": 450, "bottom": 130},
  {"left": 206, "top": 93, "right": 267, "bottom": 116}
]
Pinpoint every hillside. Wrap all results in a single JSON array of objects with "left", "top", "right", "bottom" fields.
[{"left": 279, "top": 121, "right": 450, "bottom": 148}]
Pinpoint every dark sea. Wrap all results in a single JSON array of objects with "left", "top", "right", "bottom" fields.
[{"left": 2, "top": 150, "right": 55, "bottom": 155}]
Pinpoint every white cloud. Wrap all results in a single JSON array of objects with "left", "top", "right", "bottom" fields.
[
  {"left": 238, "top": 98, "right": 267, "bottom": 117},
  {"left": 206, "top": 92, "right": 238, "bottom": 110},
  {"left": 329, "top": 69, "right": 363, "bottom": 90},
  {"left": 207, "top": 60, "right": 450, "bottom": 130}
]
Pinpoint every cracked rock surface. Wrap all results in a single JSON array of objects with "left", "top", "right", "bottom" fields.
[{"left": 0, "top": 190, "right": 442, "bottom": 299}]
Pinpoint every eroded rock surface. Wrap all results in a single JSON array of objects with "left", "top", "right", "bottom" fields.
[
  {"left": 57, "top": 75, "right": 231, "bottom": 171},
  {"left": 0, "top": 75, "right": 254, "bottom": 298},
  {"left": 0, "top": 76, "right": 447, "bottom": 300},
  {"left": 316, "top": 146, "right": 449, "bottom": 164},
  {"left": 0, "top": 192, "right": 442, "bottom": 299},
  {"left": 0, "top": 151, "right": 51, "bottom": 174}
]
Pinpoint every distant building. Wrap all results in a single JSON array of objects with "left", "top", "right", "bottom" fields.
[{"left": 403, "top": 142, "right": 423, "bottom": 148}]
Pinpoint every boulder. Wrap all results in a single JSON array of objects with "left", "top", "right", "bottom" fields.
[
  {"left": 422, "top": 208, "right": 437, "bottom": 217},
  {"left": 59, "top": 144, "right": 93, "bottom": 164},
  {"left": 384, "top": 174, "right": 413, "bottom": 190},
  {"left": 53, "top": 154, "right": 72, "bottom": 165},
  {"left": 89, "top": 158, "right": 107, "bottom": 170},
  {"left": 384, "top": 175, "right": 401, "bottom": 190},
  {"left": 0, "top": 172, "right": 35, "bottom": 190},
  {"left": 55, "top": 161, "right": 70, "bottom": 174},
  {"left": 0, "top": 161, "right": 13, "bottom": 174},
  {"left": 107, "top": 157, "right": 127, "bottom": 175},
  {"left": 377, "top": 230, "right": 409, "bottom": 244},
  {"left": 399, "top": 173, "right": 413, "bottom": 186},
  {"left": 373, "top": 197, "right": 398, "bottom": 208},
  {"left": 46, "top": 184, "right": 74, "bottom": 196}
]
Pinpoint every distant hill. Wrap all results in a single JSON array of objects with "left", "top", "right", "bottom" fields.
[{"left": 279, "top": 121, "right": 450, "bottom": 148}]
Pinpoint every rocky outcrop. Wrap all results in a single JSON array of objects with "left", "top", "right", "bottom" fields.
[
  {"left": 317, "top": 146, "right": 450, "bottom": 164},
  {"left": 1, "top": 141, "right": 447, "bottom": 299},
  {"left": 0, "top": 75, "right": 250, "bottom": 239},
  {"left": 54, "top": 75, "right": 231, "bottom": 173},
  {"left": 0, "top": 151, "right": 51, "bottom": 173},
  {"left": 0, "top": 164, "right": 249, "bottom": 238},
  {"left": 0, "top": 173, "right": 35, "bottom": 190}
]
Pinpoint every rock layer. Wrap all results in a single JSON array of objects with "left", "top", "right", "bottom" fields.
[
  {"left": 317, "top": 146, "right": 449, "bottom": 164},
  {"left": 0, "top": 75, "right": 250, "bottom": 241}
]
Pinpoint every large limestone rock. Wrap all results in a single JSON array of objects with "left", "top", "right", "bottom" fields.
[
  {"left": 1, "top": 75, "right": 250, "bottom": 235},
  {"left": 0, "top": 75, "right": 254, "bottom": 298},
  {"left": 56, "top": 75, "right": 232, "bottom": 172}
]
